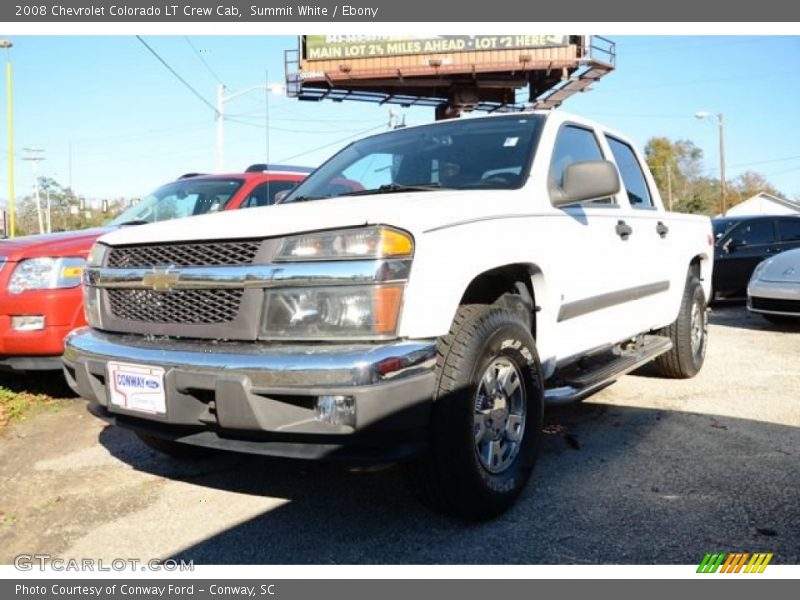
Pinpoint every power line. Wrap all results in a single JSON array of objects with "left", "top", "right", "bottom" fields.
[
  {"left": 183, "top": 36, "right": 226, "bottom": 86},
  {"left": 277, "top": 124, "right": 386, "bottom": 163},
  {"left": 728, "top": 155, "right": 800, "bottom": 169},
  {"left": 595, "top": 69, "right": 800, "bottom": 94},
  {"left": 225, "top": 116, "right": 384, "bottom": 134},
  {"left": 135, "top": 35, "right": 217, "bottom": 115},
  {"left": 71, "top": 120, "right": 210, "bottom": 145}
]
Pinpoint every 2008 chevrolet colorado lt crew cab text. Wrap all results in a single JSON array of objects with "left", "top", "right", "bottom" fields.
[{"left": 64, "top": 111, "right": 713, "bottom": 520}]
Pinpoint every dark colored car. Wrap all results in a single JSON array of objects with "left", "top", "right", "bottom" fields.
[{"left": 712, "top": 214, "right": 800, "bottom": 299}]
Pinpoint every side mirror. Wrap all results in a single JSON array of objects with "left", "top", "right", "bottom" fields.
[
  {"left": 273, "top": 189, "right": 292, "bottom": 204},
  {"left": 552, "top": 160, "right": 621, "bottom": 208}
]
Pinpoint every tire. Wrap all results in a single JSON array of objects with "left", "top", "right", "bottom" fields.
[
  {"left": 135, "top": 432, "right": 216, "bottom": 459},
  {"left": 654, "top": 274, "right": 708, "bottom": 379},
  {"left": 406, "top": 304, "right": 544, "bottom": 521}
]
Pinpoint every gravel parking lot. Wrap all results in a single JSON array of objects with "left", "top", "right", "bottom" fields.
[{"left": 1, "top": 303, "right": 798, "bottom": 565}]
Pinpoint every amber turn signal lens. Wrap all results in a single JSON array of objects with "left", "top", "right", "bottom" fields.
[{"left": 372, "top": 285, "right": 404, "bottom": 335}]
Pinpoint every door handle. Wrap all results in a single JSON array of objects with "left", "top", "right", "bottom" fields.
[
  {"left": 615, "top": 220, "right": 633, "bottom": 240},
  {"left": 656, "top": 221, "right": 669, "bottom": 238}
]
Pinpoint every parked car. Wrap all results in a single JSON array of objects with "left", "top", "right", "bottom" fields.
[
  {"left": 65, "top": 111, "right": 713, "bottom": 519},
  {"left": 0, "top": 167, "right": 311, "bottom": 372},
  {"left": 712, "top": 214, "right": 800, "bottom": 300},
  {"left": 747, "top": 246, "right": 800, "bottom": 322}
]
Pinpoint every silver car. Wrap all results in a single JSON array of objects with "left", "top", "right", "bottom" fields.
[{"left": 747, "top": 247, "right": 800, "bottom": 323}]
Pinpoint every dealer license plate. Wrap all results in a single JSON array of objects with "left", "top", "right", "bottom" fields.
[{"left": 107, "top": 361, "right": 167, "bottom": 415}]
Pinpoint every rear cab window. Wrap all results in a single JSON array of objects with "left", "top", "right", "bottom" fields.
[{"left": 605, "top": 135, "right": 653, "bottom": 209}]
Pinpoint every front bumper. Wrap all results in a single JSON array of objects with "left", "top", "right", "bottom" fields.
[
  {"left": 747, "top": 280, "right": 800, "bottom": 317},
  {"left": 63, "top": 328, "right": 437, "bottom": 461},
  {"left": 0, "top": 285, "right": 86, "bottom": 368}
]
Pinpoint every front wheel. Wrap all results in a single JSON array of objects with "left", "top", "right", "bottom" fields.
[
  {"left": 654, "top": 274, "right": 708, "bottom": 379},
  {"left": 406, "top": 304, "right": 544, "bottom": 521}
]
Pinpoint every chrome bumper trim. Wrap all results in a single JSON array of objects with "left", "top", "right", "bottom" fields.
[
  {"left": 63, "top": 328, "right": 437, "bottom": 387},
  {"left": 84, "top": 259, "right": 412, "bottom": 291}
]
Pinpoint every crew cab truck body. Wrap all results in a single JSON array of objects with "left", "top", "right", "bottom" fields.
[
  {"left": 0, "top": 168, "right": 309, "bottom": 372},
  {"left": 64, "top": 111, "right": 713, "bottom": 519}
]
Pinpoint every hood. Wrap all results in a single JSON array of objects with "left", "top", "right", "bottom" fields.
[
  {"left": 0, "top": 227, "right": 114, "bottom": 262},
  {"left": 759, "top": 248, "right": 800, "bottom": 283},
  {"left": 98, "top": 190, "right": 528, "bottom": 247}
]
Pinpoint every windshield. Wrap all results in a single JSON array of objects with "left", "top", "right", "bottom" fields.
[
  {"left": 108, "top": 178, "right": 245, "bottom": 226},
  {"left": 282, "top": 115, "right": 544, "bottom": 203}
]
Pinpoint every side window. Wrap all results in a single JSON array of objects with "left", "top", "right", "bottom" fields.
[
  {"left": 240, "top": 181, "right": 298, "bottom": 209},
  {"left": 731, "top": 220, "right": 776, "bottom": 246},
  {"left": 777, "top": 219, "right": 800, "bottom": 242},
  {"left": 549, "top": 125, "right": 611, "bottom": 205},
  {"left": 606, "top": 136, "right": 653, "bottom": 208}
]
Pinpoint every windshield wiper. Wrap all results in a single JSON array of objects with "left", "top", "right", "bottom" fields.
[
  {"left": 117, "top": 220, "right": 150, "bottom": 226},
  {"left": 336, "top": 182, "right": 444, "bottom": 197},
  {"left": 286, "top": 194, "right": 332, "bottom": 203}
]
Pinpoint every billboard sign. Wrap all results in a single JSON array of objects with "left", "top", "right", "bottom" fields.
[{"left": 303, "top": 35, "right": 571, "bottom": 60}]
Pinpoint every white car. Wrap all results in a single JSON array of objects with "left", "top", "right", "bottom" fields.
[{"left": 748, "top": 247, "right": 800, "bottom": 322}]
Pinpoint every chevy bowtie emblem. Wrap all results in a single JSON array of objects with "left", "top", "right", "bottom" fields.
[
  {"left": 784, "top": 267, "right": 796, "bottom": 276},
  {"left": 142, "top": 268, "right": 180, "bottom": 291}
]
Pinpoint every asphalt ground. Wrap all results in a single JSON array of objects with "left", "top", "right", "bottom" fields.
[{"left": 1, "top": 303, "right": 798, "bottom": 565}]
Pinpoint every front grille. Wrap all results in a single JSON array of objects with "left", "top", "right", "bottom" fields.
[
  {"left": 107, "top": 240, "right": 262, "bottom": 268},
  {"left": 750, "top": 296, "right": 800, "bottom": 314},
  {"left": 107, "top": 288, "right": 244, "bottom": 324}
]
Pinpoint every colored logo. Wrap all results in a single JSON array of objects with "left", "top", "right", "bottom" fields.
[{"left": 697, "top": 552, "right": 773, "bottom": 573}]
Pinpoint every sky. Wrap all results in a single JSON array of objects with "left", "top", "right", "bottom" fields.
[{"left": 0, "top": 34, "right": 799, "bottom": 206}]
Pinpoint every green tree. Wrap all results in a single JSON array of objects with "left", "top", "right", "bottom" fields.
[
  {"left": 729, "top": 171, "right": 784, "bottom": 209},
  {"left": 645, "top": 137, "right": 713, "bottom": 213}
]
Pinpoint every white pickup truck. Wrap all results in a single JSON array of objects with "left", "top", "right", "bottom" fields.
[{"left": 64, "top": 111, "right": 713, "bottom": 520}]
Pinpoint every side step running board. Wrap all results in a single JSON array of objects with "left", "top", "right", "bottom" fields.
[{"left": 544, "top": 335, "right": 673, "bottom": 405}]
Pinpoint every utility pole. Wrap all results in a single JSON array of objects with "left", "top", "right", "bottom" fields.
[
  {"left": 68, "top": 140, "right": 73, "bottom": 191},
  {"left": 45, "top": 185, "right": 51, "bottom": 233},
  {"left": 666, "top": 163, "right": 673, "bottom": 211},
  {"left": 216, "top": 82, "right": 285, "bottom": 172},
  {"left": 695, "top": 111, "right": 727, "bottom": 216},
  {"left": 22, "top": 147, "right": 45, "bottom": 235},
  {"left": 216, "top": 84, "right": 225, "bottom": 172},
  {"left": 718, "top": 113, "right": 727, "bottom": 216},
  {"left": 1, "top": 39, "right": 14, "bottom": 237}
]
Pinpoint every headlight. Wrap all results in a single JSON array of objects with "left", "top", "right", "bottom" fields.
[
  {"left": 7, "top": 257, "right": 86, "bottom": 294},
  {"left": 87, "top": 243, "right": 110, "bottom": 267},
  {"left": 275, "top": 226, "right": 413, "bottom": 262},
  {"left": 261, "top": 284, "right": 403, "bottom": 340},
  {"left": 749, "top": 258, "right": 771, "bottom": 284},
  {"left": 83, "top": 286, "right": 102, "bottom": 328}
]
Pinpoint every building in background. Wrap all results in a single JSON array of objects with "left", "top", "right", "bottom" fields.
[{"left": 725, "top": 192, "right": 800, "bottom": 217}]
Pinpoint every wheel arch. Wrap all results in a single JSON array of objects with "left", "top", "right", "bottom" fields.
[
  {"left": 458, "top": 263, "right": 545, "bottom": 338},
  {"left": 689, "top": 252, "right": 713, "bottom": 299}
]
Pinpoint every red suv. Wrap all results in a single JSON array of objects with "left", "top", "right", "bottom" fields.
[{"left": 0, "top": 166, "right": 310, "bottom": 371}]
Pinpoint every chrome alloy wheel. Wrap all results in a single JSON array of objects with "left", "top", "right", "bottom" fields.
[
  {"left": 690, "top": 292, "right": 708, "bottom": 357},
  {"left": 473, "top": 357, "right": 526, "bottom": 474}
]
